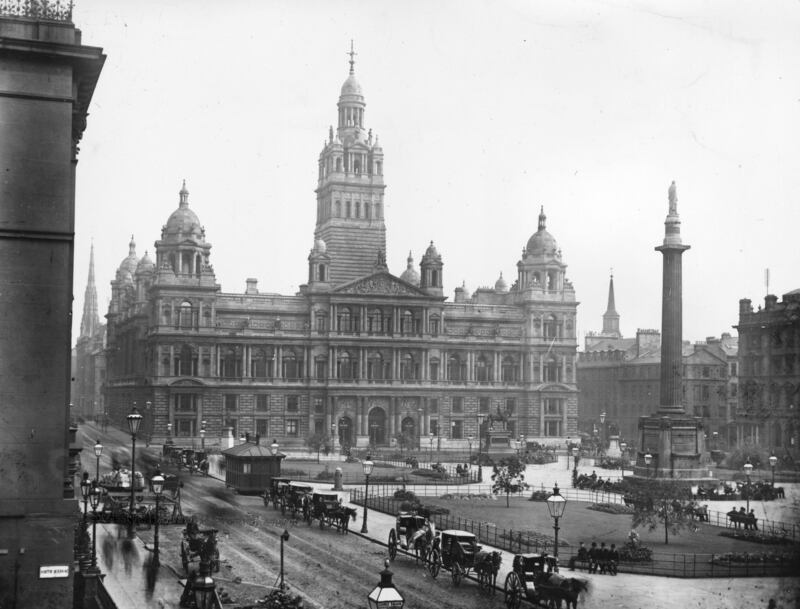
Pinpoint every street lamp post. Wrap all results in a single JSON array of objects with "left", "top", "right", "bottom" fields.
[
  {"left": 467, "top": 435, "right": 474, "bottom": 470},
  {"left": 361, "top": 455, "right": 374, "bottom": 534},
  {"left": 151, "top": 470, "right": 164, "bottom": 566},
  {"left": 93, "top": 440, "right": 103, "bottom": 483},
  {"left": 599, "top": 411, "right": 606, "bottom": 453},
  {"left": 200, "top": 420, "right": 206, "bottom": 451},
  {"left": 193, "top": 559, "right": 217, "bottom": 609},
  {"left": 428, "top": 432, "right": 434, "bottom": 464},
  {"left": 166, "top": 422, "right": 173, "bottom": 446},
  {"left": 126, "top": 405, "right": 143, "bottom": 536},
  {"left": 89, "top": 483, "right": 101, "bottom": 571},
  {"left": 644, "top": 451, "right": 653, "bottom": 478},
  {"left": 80, "top": 472, "right": 90, "bottom": 524},
  {"left": 769, "top": 453, "right": 778, "bottom": 487},
  {"left": 546, "top": 483, "right": 567, "bottom": 564},
  {"left": 367, "top": 559, "right": 405, "bottom": 609},
  {"left": 279, "top": 529, "right": 290, "bottom": 591},
  {"left": 417, "top": 408, "right": 423, "bottom": 452},
  {"left": 743, "top": 459, "right": 753, "bottom": 513},
  {"left": 370, "top": 423, "right": 378, "bottom": 450}
]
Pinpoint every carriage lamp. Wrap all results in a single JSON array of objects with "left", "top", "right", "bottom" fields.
[
  {"left": 93, "top": 440, "right": 103, "bottom": 483},
  {"left": 89, "top": 483, "right": 102, "bottom": 571},
  {"left": 743, "top": 460, "right": 753, "bottom": 512},
  {"left": 126, "top": 405, "right": 143, "bottom": 536},
  {"left": 644, "top": 451, "right": 653, "bottom": 478},
  {"left": 361, "top": 455, "right": 375, "bottom": 534},
  {"left": 270, "top": 439, "right": 279, "bottom": 456},
  {"left": 193, "top": 560, "right": 217, "bottom": 609},
  {"left": 367, "top": 559, "right": 404, "bottom": 609},
  {"left": 80, "top": 472, "right": 91, "bottom": 523},
  {"left": 152, "top": 471, "right": 165, "bottom": 566},
  {"left": 546, "top": 483, "right": 567, "bottom": 561},
  {"left": 769, "top": 454, "right": 778, "bottom": 487}
]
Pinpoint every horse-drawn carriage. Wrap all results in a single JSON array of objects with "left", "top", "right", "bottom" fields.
[
  {"left": 263, "top": 477, "right": 291, "bottom": 509},
  {"left": 180, "top": 520, "right": 220, "bottom": 574},
  {"left": 282, "top": 483, "right": 314, "bottom": 518},
  {"left": 97, "top": 472, "right": 185, "bottom": 525},
  {"left": 504, "top": 553, "right": 589, "bottom": 609},
  {"left": 387, "top": 512, "right": 435, "bottom": 564},
  {"left": 307, "top": 492, "right": 341, "bottom": 528},
  {"left": 431, "top": 529, "right": 502, "bottom": 590}
]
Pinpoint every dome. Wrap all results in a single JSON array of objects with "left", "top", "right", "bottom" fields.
[
  {"left": 136, "top": 251, "right": 155, "bottom": 274},
  {"left": 163, "top": 181, "right": 203, "bottom": 241},
  {"left": 495, "top": 272, "right": 508, "bottom": 292},
  {"left": 526, "top": 206, "right": 559, "bottom": 256},
  {"left": 399, "top": 251, "right": 420, "bottom": 286},
  {"left": 424, "top": 241, "right": 439, "bottom": 258},
  {"left": 314, "top": 238, "right": 327, "bottom": 254},
  {"left": 340, "top": 72, "right": 363, "bottom": 98},
  {"left": 117, "top": 235, "right": 138, "bottom": 277}
]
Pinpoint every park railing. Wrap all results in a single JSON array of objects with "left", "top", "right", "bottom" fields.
[{"left": 351, "top": 488, "right": 800, "bottom": 578}]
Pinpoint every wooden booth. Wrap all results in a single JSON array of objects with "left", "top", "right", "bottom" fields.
[{"left": 222, "top": 439, "right": 285, "bottom": 494}]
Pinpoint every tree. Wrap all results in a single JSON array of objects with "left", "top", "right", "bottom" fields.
[
  {"left": 394, "top": 431, "right": 415, "bottom": 455},
  {"left": 626, "top": 478, "right": 697, "bottom": 545},
  {"left": 304, "top": 432, "right": 331, "bottom": 463},
  {"left": 490, "top": 456, "right": 527, "bottom": 507}
]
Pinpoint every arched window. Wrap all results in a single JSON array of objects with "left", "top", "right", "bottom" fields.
[
  {"left": 429, "top": 357, "right": 440, "bottom": 381},
  {"left": 283, "top": 350, "right": 303, "bottom": 380},
  {"left": 174, "top": 344, "right": 197, "bottom": 376},
  {"left": 318, "top": 264, "right": 326, "bottom": 282},
  {"left": 367, "top": 308, "right": 382, "bottom": 335},
  {"left": 402, "top": 310, "right": 414, "bottom": 335},
  {"left": 315, "top": 312, "right": 328, "bottom": 333},
  {"left": 544, "top": 356, "right": 560, "bottom": 383},
  {"left": 338, "top": 307, "right": 351, "bottom": 334},
  {"left": 501, "top": 355, "right": 517, "bottom": 382},
  {"left": 334, "top": 200, "right": 341, "bottom": 217},
  {"left": 251, "top": 348, "right": 269, "bottom": 378},
  {"left": 220, "top": 347, "right": 242, "bottom": 378},
  {"left": 162, "top": 304, "right": 171, "bottom": 325},
  {"left": 448, "top": 354, "right": 466, "bottom": 382},
  {"left": 179, "top": 301, "right": 194, "bottom": 329},
  {"left": 475, "top": 354, "right": 491, "bottom": 383},
  {"left": 400, "top": 353, "right": 418, "bottom": 381},
  {"left": 337, "top": 351, "right": 357, "bottom": 381},
  {"left": 544, "top": 315, "right": 560, "bottom": 339},
  {"left": 367, "top": 351, "right": 384, "bottom": 381}
]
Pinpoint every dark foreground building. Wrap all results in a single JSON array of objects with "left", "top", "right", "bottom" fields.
[
  {"left": 0, "top": 5, "right": 104, "bottom": 608},
  {"left": 100, "top": 54, "right": 580, "bottom": 451}
]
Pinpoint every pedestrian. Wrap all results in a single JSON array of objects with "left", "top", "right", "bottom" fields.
[
  {"left": 569, "top": 541, "right": 587, "bottom": 570},
  {"left": 739, "top": 506, "right": 748, "bottom": 530},
  {"left": 609, "top": 543, "right": 619, "bottom": 575},
  {"left": 588, "top": 541, "right": 598, "bottom": 573},
  {"left": 749, "top": 509, "right": 758, "bottom": 531},
  {"left": 598, "top": 541, "right": 608, "bottom": 574}
]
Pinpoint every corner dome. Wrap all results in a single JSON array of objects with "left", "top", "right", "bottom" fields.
[
  {"left": 495, "top": 272, "right": 508, "bottom": 292},
  {"left": 163, "top": 181, "right": 203, "bottom": 242},
  {"left": 424, "top": 241, "right": 439, "bottom": 258},
  {"left": 136, "top": 251, "right": 155, "bottom": 274},
  {"left": 526, "top": 206, "right": 559, "bottom": 256},
  {"left": 399, "top": 251, "right": 420, "bottom": 286},
  {"left": 117, "top": 236, "right": 138, "bottom": 277},
  {"left": 314, "top": 238, "right": 327, "bottom": 254}
]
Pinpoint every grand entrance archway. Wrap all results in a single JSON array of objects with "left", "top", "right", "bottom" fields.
[
  {"left": 337, "top": 416, "right": 353, "bottom": 447},
  {"left": 401, "top": 416, "right": 416, "bottom": 449},
  {"left": 368, "top": 407, "right": 386, "bottom": 446}
]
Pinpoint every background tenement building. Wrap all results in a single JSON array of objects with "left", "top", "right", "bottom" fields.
[{"left": 97, "top": 57, "right": 580, "bottom": 450}]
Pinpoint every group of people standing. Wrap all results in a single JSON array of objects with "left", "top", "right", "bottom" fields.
[{"left": 569, "top": 541, "right": 619, "bottom": 575}]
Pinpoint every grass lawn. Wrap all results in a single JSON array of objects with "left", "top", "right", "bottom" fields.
[
  {"left": 413, "top": 495, "right": 793, "bottom": 557},
  {"left": 280, "top": 458, "right": 440, "bottom": 484}
]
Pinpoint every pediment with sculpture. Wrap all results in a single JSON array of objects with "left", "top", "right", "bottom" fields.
[{"left": 334, "top": 272, "right": 430, "bottom": 298}]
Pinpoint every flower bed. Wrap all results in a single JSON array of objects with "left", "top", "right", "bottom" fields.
[
  {"left": 587, "top": 502, "right": 634, "bottom": 515},
  {"left": 528, "top": 490, "right": 549, "bottom": 501},
  {"left": 710, "top": 551, "right": 799, "bottom": 566},
  {"left": 718, "top": 530, "right": 798, "bottom": 546},
  {"left": 618, "top": 542, "right": 653, "bottom": 562},
  {"left": 439, "top": 493, "right": 492, "bottom": 500}
]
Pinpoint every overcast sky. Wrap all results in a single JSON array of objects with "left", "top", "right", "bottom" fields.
[{"left": 71, "top": 0, "right": 800, "bottom": 346}]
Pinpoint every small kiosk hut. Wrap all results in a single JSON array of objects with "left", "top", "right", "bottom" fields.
[{"left": 222, "top": 438, "right": 285, "bottom": 494}]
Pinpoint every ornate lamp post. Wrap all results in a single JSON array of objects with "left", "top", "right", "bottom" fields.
[
  {"left": 279, "top": 529, "right": 290, "bottom": 591},
  {"left": 367, "top": 559, "right": 405, "bottom": 609},
  {"left": 270, "top": 439, "right": 279, "bottom": 456},
  {"left": 644, "top": 451, "right": 653, "bottom": 478},
  {"left": 360, "top": 455, "right": 374, "bottom": 534},
  {"left": 417, "top": 408, "right": 423, "bottom": 451},
  {"left": 546, "top": 483, "right": 567, "bottom": 563},
  {"left": 93, "top": 440, "right": 103, "bottom": 483},
  {"left": 89, "top": 483, "right": 102, "bottom": 571},
  {"left": 599, "top": 411, "right": 606, "bottom": 452},
  {"left": 743, "top": 459, "right": 753, "bottom": 512},
  {"left": 126, "top": 405, "right": 143, "bottom": 536},
  {"left": 151, "top": 470, "right": 164, "bottom": 566},
  {"left": 769, "top": 453, "right": 778, "bottom": 487},
  {"left": 467, "top": 435, "right": 474, "bottom": 470},
  {"left": 428, "top": 432, "right": 434, "bottom": 464},
  {"left": 80, "top": 472, "right": 90, "bottom": 523},
  {"left": 166, "top": 422, "right": 174, "bottom": 446},
  {"left": 200, "top": 420, "right": 206, "bottom": 451}
]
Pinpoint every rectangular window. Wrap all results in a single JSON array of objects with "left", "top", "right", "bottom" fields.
[
  {"left": 701, "top": 385, "right": 710, "bottom": 401},
  {"left": 256, "top": 395, "right": 269, "bottom": 412},
  {"left": 430, "top": 361, "right": 439, "bottom": 381},
  {"left": 451, "top": 420, "right": 463, "bottom": 439},
  {"left": 224, "top": 418, "right": 238, "bottom": 437},
  {"left": 430, "top": 418, "right": 439, "bottom": 436},
  {"left": 255, "top": 418, "right": 269, "bottom": 437},
  {"left": 314, "top": 398, "right": 324, "bottom": 414},
  {"left": 544, "top": 398, "right": 563, "bottom": 415},
  {"left": 505, "top": 398, "right": 516, "bottom": 414},
  {"left": 429, "top": 317, "right": 440, "bottom": 336},
  {"left": 479, "top": 397, "right": 490, "bottom": 414},
  {"left": 544, "top": 419, "right": 562, "bottom": 437},
  {"left": 316, "top": 316, "right": 327, "bottom": 332},
  {"left": 730, "top": 363, "right": 737, "bottom": 376},
  {"left": 286, "top": 419, "right": 299, "bottom": 436},
  {"left": 242, "top": 463, "right": 252, "bottom": 474},
  {"left": 315, "top": 359, "right": 327, "bottom": 380},
  {"left": 452, "top": 397, "right": 463, "bottom": 413},
  {"left": 286, "top": 396, "right": 299, "bottom": 412},
  {"left": 429, "top": 399, "right": 439, "bottom": 414},
  {"left": 224, "top": 394, "right": 238, "bottom": 413},
  {"left": 174, "top": 394, "right": 198, "bottom": 413},
  {"left": 314, "top": 418, "right": 325, "bottom": 435}
]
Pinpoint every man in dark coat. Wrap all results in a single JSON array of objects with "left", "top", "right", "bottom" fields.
[
  {"left": 588, "top": 541, "right": 598, "bottom": 573},
  {"left": 598, "top": 542, "right": 609, "bottom": 574},
  {"left": 608, "top": 543, "right": 619, "bottom": 575}
]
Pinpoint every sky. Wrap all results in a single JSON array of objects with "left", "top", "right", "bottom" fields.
[{"left": 70, "top": 0, "right": 800, "bottom": 347}]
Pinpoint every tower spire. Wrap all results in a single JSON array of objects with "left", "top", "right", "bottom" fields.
[
  {"left": 538, "top": 206, "right": 546, "bottom": 231},
  {"left": 348, "top": 40, "right": 357, "bottom": 74},
  {"left": 79, "top": 242, "right": 100, "bottom": 338},
  {"left": 601, "top": 271, "right": 621, "bottom": 338}
]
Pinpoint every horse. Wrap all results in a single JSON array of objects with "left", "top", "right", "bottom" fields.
[
  {"left": 408, "top": 519, "right": 436, "bottom": 562},
  {"left": 473, "top": 550, "right": 502, "bottom": 592},
  {"left": 538, "top": 573, "right": 591, "bottom": 609},
  {"left": 336, "top": 506, "right": 358, "bottom": 534}
]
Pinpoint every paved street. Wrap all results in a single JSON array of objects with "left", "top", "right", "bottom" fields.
[{"left": 76, "top": 423, "right": 799, "bottom": 608}]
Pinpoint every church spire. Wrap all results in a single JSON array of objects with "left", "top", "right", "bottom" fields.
[
  {"left": 79, "top": 242, "right": 100, "bottom": 338},
  {"left": 601, "top": 271, "right": 621, "bottom": 338}
]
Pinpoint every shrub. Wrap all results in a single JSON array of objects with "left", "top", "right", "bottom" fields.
[
  {"left": 315, "top": 468, "right": 334, "bottom": 481},
  {"left": 587, "top": 502, "right": 634, "bottom": 515},
  {"left": 394, "top": 489, "right": 417, "bottom": 502},
  {"left": 528, "top": 490, "right": 549, "bottom": 502},
  {"left": 280, "top": 468, "right": 308, "bottom": 477},
  {"left": 344, "top": 455, "right": 359, "bottom": 463}
]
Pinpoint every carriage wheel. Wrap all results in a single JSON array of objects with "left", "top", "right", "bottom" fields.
[
  {"left": 428, "top": 549, "right": 441, "bottom": 579},
  {"left": 504, "top": 572, "right": 524, "bottom": 609},
  {"left": 387, "top": 530, "right": 397, "bottom": 560},
  {"left": 180, "top": 543, "right": 189, "bottom": 574},
  {"left": 451, "top": 561, "right": 463, "bottom": 586}
]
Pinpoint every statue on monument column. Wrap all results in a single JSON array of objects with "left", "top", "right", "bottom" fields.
[{"left": 668, "top": 180, "right": 678, "bottom": 214}]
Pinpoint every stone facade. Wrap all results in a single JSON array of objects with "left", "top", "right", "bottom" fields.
[
  {"left": 100, "top": 56, "right": 580, "bottom": 450},
  {"left": 735, "top": 291, "right": 800, "bottom": 453},
  {"left": 0, "top": 9, "right": 104, "bottom": 609}
]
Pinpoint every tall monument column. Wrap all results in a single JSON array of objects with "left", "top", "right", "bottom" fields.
[
  {"left": 655, "top": 181, "right": 690, "bottom": 413},
  {"left": 636, "top": 182, "right": 708, "bottom": 481}
]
